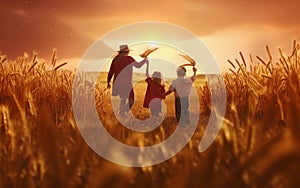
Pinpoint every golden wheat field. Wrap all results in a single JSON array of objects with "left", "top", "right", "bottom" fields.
[{"left": 1, "top": 41, "right": 300, "bottom": 187}]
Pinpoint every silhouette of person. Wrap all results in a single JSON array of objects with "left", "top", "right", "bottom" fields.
[{"left": 107, "top": 45, "right": 148, "bottom": 116}]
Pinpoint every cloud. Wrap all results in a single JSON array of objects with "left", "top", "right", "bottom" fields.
[
  {"left": 202, "top": 26, "right": 298, "bottom": 72},
  {"left": 57, "top": 0, "right": 300, "bottom": 38},
  {"left": 179, "top": 0, "right": 300, "bottom": 36},
  {"left": 0, "top": 1, "right": 98, "bottom": 60},
  {"left": 0, "top": 0, "right": 299, "bottom": 62}
]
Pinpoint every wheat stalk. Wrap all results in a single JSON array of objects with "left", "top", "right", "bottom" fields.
[
  {"left": 54, "top": 62, "right": 67, "bottom": 71},
  {"left": 28, "top": 61, "right": 38, "bottom": 73}
]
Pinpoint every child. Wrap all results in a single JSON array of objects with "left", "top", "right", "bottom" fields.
[
  {"left": 164, "top": 66, "right": 197, "bottom": 124},
  {"left": 143, "top": 61, "right": 166, "bottom": 116}
]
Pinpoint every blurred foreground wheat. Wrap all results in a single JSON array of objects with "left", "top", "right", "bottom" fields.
[{"left": 0, "top": 41, "right": 300, "bottom": 187}]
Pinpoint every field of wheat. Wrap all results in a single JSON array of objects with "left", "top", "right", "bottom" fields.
[{"left": 1, "top": 41, "right": 300, "bottom": 187}]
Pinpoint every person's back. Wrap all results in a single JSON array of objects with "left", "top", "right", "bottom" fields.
[
  {"left": 143, "top": 62, "right": 165, "bottom": 116},
  {"left": 107, "top": 44, "right": 148, "bottom": 116},
  {"left": 171, "top": 77, "right": 193, "bottom": 98},
  {"left": 111, "top": 55, "right": 135, "bottom": 83},
  {"left": 164, "top": 66, "right": 197, "bottom": 124}
]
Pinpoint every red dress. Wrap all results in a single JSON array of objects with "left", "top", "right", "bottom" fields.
[{"left": 143, "top": 78, "right": 165, "bottom": 111}]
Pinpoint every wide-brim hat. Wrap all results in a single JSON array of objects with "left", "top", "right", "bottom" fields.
[{"left": 118, "top": 45, "right": 132, "bottom": 53}]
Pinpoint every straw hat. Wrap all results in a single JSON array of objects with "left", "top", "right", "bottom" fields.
[{"left": 118, "top": 45, "right": 131, "bottom": 53}]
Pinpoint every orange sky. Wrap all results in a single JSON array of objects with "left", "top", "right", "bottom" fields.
[{"left": 0, "top": 0, "right": 299, "bottom": 71}]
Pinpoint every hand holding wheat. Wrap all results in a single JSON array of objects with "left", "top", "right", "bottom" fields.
[
  {"left": 179, "top": 54, "right": 196, "bottom": 67},
  {"left": 140, "top": 48, "right": 158, "bottom": 58}
]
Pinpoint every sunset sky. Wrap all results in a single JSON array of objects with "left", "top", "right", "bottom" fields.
[{"left": 1, "top": 0, "right": 299, "bottom": 72}]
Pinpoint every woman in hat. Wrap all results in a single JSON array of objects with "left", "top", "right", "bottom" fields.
[{"left": 107, "top": 44, "right": 148, "bottom": 116}]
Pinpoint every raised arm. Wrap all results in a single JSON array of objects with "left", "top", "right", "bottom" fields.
[
  {"left": 145, "top": 60, "right": 150, "bottom": 78},
  {"left": 191, "top": 67, "right": 197, "bottom": 82},
  {"left": 133, "top": 58, "right": 148, "bottom": 68}
]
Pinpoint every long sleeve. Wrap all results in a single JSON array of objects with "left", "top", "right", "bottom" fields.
[
  {"left": 107, "top": 61, "right": 115, "bottom": 83},
  {"left": 191, "top": 67, "right": 197, "bottom": 82},
  {"left": 145, "top": 61, "right": 150, "bottom": 78},
  {"left": 132, "top": 58, "right": 148, "bottom": 68}
]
